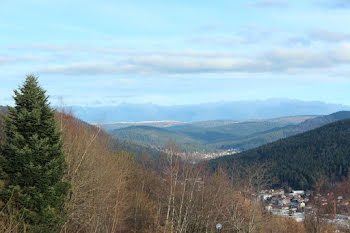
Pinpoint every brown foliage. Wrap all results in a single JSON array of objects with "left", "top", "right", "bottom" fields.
[
  {"left": 145, "top": 141, "right": 269, "bottom": 233},
  {"left": 58, "top": 112, "right": 138, "bottom": 233},
  {"left": 262, "top": 216, "right": 306, "bottom": 233}
]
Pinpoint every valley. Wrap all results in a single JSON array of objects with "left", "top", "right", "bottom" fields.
[
  {"left": 101, "top": 112, "right": 350, "bottom": 160},
  {"left": 2, "top": 1, "right": 350, "bottom": 232}
]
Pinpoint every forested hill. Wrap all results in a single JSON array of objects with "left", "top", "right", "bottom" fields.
[
  {"left": 109, "top": 116, "right": 316, "bottom": 152},
  {"left": 294, "top": 111, "right": 350, "bottom": 131},
  {"left": 210, "top": 118, "right": 350, "bottom": 190},
  {"left": 217, "top": 111, "right": 350, "bottom": 151},
  {"left": 109, "top": 111, "right": 350, "bottom": 153},
  {"left": 67, "top": 118, "right": 164, "bottom": 160}
]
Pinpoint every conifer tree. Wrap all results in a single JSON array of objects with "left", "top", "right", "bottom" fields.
[{"left": 0, "top": 75, "right": 69, "bottom": 233}]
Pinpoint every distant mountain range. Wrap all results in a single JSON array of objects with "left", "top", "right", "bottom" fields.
[
  {"left": 67, "top": 99, "right": 350, "bottom": 123},
  {"left": 210, "top": 116, "right": 350, "bottom": 189},
  {"left": 108, "top": 111, "right": 350, "bottom": 152}
]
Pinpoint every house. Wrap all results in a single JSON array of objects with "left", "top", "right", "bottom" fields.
[{"left": 292, "top": 190, "right": 305, "bottom": 196}]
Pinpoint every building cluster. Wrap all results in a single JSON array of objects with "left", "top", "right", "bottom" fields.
[
  {"left": 188, "top": 149, "right": 239, "bottom": 160},
  {"left": 159, "top": 147, "right": 239, "bottom": 162},
  {"left": 313, "top": 193, "right": 350, "bottom": 212},
  {"left": 258, "top": 189, "right": 350, "bottom": 228},
  {"left": 258, "top": 189, "right": 310, "bottom": 222}
]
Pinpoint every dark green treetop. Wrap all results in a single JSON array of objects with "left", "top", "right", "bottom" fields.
[{"left": 0, "top": 75, "right": 70, "bottom": 233}]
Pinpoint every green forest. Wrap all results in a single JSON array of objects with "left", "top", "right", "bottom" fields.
[
  {"left": 110, "top": 112, "right": 350, "bottom": 153},
  {"left": 211, "top": 118, "right": 350, "bottom": 189}
]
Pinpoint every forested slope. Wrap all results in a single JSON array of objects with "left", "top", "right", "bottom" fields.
[
  {"left": 110, "top": 112, "right": 350, "bottom": 153},
  {"left": 110, "top": 117, "right": 311, "bottom": 152},
  {"left": 215, "top": 111, "right": 350, "bottom": 151},
  {"left": 210, "top": 118, "right": 350, "bottom": 190}
]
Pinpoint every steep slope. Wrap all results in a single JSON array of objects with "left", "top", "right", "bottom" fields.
[{"left": 210, "top": 118, "right": 350, "bottom": 190}]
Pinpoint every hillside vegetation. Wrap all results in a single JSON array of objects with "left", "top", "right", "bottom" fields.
[
  {"left": 110, "top": 116, "right": 313, "bottom": 152},
  {"left": 216, "top": 111, "right": 350, "bottom": 151},
  {"left": 1, "top": 80, "right": 346, "bottom": 233},
  {"left": 210, "top": 118, "right": 350, "bottom": 190},
  {"left": 110, "top": 112, "right": 350, "bottom": 153},
  {"left": 112, "top": 125, "right": 203, "bottom": 150},
  {"left": 1, "top": 108, "right": 310, "bottom": 233}
]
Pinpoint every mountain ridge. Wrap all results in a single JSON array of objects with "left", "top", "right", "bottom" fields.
[
  {"left": 68, "top": 99, "right": 350, "bottom": 123},
  {"left": 108, "top": 111, "right": 350, "bottom": 153},
  {"left": 216, "top": 111, "right": 350, "bottom": 151},
  {"left": 210, "top": 117, "right": 350, "bottom": 189}
]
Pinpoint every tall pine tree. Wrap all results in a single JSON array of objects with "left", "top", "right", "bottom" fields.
[{"left": 1, "top": 75, "right": 69, "bottom": 233}]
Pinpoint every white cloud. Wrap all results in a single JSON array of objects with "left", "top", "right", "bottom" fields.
[
  {"left": 309, "top": 29, "right": 350, "bottom": 42},
  {"left": 5, "top": 41, "right": 350, "bottom": 76},
  {"left": 37, "top": 46, "right": 348, "bottom": 75},
  {"left": 333, "top": 43, "right": 350, "bottom": 62},
  {"left": 265, "top": 48, "right": 332, "bottom": 68},
  {"left": 0, "top": 55, "right": 49, "bottom": 65}
]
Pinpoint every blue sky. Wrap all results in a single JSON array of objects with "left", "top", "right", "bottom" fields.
[{"left": 1, "top": 0, "right": 350, "bottom": 106}]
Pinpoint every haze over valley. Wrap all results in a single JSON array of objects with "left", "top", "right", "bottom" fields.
[{"left": 70, "top": 99, "right": 350, "bottom": 123}]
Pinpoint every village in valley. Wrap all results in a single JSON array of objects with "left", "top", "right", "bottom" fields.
[{"left": 258, "top": 189, "right": 350, "bottom": 228}]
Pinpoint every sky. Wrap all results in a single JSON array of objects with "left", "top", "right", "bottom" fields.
[{"left": 1, "top": 0, "right": 350, "bottom": 106}]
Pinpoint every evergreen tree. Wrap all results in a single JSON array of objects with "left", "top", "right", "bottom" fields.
[{"left": 0, "top": 75, "right": 70, "bottom": 233}]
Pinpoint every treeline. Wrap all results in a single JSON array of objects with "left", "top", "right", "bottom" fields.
[{"left": 211, "top": 118, "right": 350, "bottom": 190}]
